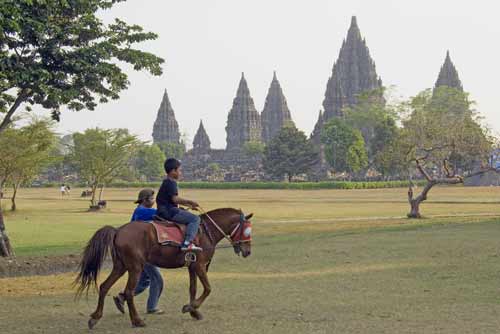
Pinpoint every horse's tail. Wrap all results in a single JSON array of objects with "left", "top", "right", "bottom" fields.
[{"left": 74, "top": 225, "right": 117, "bottom": 299}]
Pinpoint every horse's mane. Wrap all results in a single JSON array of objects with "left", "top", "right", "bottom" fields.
[{"left": 202, "top": 207, "right": 242, "bottom": 220}]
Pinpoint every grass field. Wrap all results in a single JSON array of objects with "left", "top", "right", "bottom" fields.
[{"left": 0, "top": 186, "right": 499, "bottom": 333}]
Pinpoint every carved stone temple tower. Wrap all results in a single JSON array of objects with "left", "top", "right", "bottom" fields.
[
  {"left": 192, "top": 120, "right": 211, "bottom": 154},
  {"left": 310, "top": 16, "right": 382, "bottom": 177},
  {"left": 310, "top": 110, "right": 325, "bottom": 145},
  {"left": 321, "top": 16, "right": 382, "bottom": 121},
  {"left": 434, "top": 51, "right": 463, "bottom": 91},
  {"left": 225, "top": 73, "right": 262, "bottom": 150},
  {"left": 152, "top": 89, "right": 181, "bottom": 144},
  {"left": 261, "top": 71, "right": 294, "bottom": 143}
]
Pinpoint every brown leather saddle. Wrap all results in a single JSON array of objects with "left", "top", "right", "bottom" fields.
[{"left": 150, "top": 218, "right": 200, "bottom": 246}]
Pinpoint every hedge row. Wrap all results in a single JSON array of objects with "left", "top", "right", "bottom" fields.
[{"left": 37, "top": 180, "right": 428, "bottom": 190}]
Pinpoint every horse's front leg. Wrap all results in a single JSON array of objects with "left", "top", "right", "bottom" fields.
[{"left": 182, "top": 265, "right": 203, "bottom": 320}]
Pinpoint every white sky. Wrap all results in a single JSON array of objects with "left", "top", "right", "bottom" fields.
[{"left": 51, "top": 0, "right": 500, "bottom": 148}]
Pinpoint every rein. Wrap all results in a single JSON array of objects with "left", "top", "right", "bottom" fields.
[{"left": 198, "top": 207, "right": 251, "bottom": 246}]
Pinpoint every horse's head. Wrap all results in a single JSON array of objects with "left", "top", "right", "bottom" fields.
[{"left": 230, "top": 212, "right": 253, "bottom": 258}]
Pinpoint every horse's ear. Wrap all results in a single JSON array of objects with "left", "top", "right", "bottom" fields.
[{"left": 245, "top": 213, "right": 253, "bottom": 220}]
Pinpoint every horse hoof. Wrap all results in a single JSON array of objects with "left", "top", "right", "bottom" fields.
[
  {"left": 190, "top": 310, "right": 203, "bottom": 320},
  {"left": 182, "top": 304, "right": 194, "bottom": 313},
  {"left": 88, "top": 318, "right": 99, "bottom": 330},
  {"left": 132, "top": 320, "right": 146, "bottom": 328}
]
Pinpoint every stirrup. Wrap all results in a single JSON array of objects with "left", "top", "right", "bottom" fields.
[{"left": 184, "top": 252, "right": 197, "bottom": 264}]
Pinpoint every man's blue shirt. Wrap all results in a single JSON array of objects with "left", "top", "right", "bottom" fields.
[{"left": 131, "top": 206, "right": 157, "bottom": 222}]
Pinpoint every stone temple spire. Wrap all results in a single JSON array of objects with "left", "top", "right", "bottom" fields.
[
  {"left": 321, "top": 16, "right": 383, "bottom": 120},
  {"left": 225, "top": 73, "right": 262, "bottom": 150},
  {"left": 152, "top": 89, "right": 180, "bottom": 144},
  {"left": 310, "top": 110, "right": 324, "bottom": 145},
  {"left": 434, "top": 51, "right": 463, "bottom": 91},
  {"left": 261, "top": 71, "right": 294, "bottom": 143},
  {"left": 192, "top": 120, "right": 211, "bottom": 153}
]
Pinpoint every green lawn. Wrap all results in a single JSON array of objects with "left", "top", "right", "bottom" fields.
[
  {"left": 2, "top": 186, "right": 499, "bottom": 256},
  {"left": 0, "top": 186, "right": 500, "bottom": 333}
]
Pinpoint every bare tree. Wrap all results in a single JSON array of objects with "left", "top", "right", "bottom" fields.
[{"left": 407, "top": 159, "right": 498, "bottom": 218}]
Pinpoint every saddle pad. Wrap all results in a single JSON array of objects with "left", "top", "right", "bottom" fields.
[{"left": 151, "top": 221, "right": 185, "bottom": 245}]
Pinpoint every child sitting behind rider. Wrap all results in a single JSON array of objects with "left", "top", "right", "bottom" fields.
[{"left": 157, "top": 158, "right": 202, "bottom": 252}]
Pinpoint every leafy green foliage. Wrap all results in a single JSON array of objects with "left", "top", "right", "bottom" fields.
[
  {"left": 0, "top": 0, "right": 164, "bottom": 131},
  {"left": 343, "top": 89, "right": 398, "bottom": 171},
  {"left": 321, "top": 118, "right": 368, "bottom": 174},
  {"left": 70, "top": 128, "right": 139, "bottom": 205},
  {"left": 130, "top": 144, "right": 165, "bottom": 181},
  {"left": 399, "top": 87, "right": 492, "bottom": 172},
  {"left": 0, "top": 118, "right": 57, "bottom": 210},
  {"left": 243, "top": 141, "right": 265, "bottom": 158},
  {"left": 263, "top": 125, "right": 318, "bottom": 181},
  {"left": 157, "top": 142, "right": 185, "bottom": 160}
]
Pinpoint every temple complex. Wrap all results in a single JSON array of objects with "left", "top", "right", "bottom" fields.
[{"left": 150, "top": 17, "right": 477, "bottom": 182}]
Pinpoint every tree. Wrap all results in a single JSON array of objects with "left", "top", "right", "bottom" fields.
[
  {"left": 131, "top": 144, "right": 165, "bottom": 181},
  {"left": 344, "top": 89, "right": 398, "bottom": 170},
  {"left": 263, "top": 125, "right": 318, "bottom": 182},
  {"left": 243, "top": 141, "right": 265, "bottom": 158},
  {"left": 42, "top": 134, "right": 76, "bottom": 183},
  {"left": 321, "top": 118, "right": 368, "bottom": 175},
  {"left": 157, "top": 142, "right": 185, "bottom": 160},
  {"left": 399, "top": 87, "right": 494, "bottom": 218},
  {"left": 71, "top": 128, "right": 139, "bottom": 207},
  {"left": 7, "top": 119, "right": 56, "bottom": 211},
  {"left": 373, "top": 129, "right": 408, "bottom": 178},
  {"left": 0, "top": 0, "right": 163, "bottom": 256}
]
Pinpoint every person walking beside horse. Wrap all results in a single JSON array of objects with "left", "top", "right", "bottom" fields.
[{"left": 113, "top": 188, "right": 165, "bottom": 315}]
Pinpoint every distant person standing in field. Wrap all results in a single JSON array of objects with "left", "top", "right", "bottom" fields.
[
  {"left": 113, "top": 188, "right": 165, "bottom": 315},
  {"left": 60, "top": 184, "right": 67, "bottom": 197}
]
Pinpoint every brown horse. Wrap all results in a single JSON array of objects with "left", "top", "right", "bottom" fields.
[{"left": 74, "top": 208, "right": 252, "bottom": 329}]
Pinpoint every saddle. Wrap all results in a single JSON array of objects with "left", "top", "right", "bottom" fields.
[{"left": 150, "top": 219, "right": 200, "bottom": 246}]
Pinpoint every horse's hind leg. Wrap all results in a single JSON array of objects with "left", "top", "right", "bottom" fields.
[
  {"left": 124, "top": 267, "right": 145, "bottom": 327},
  {"left": 88, "top": 262, "right": 126, "bottom": 329}
]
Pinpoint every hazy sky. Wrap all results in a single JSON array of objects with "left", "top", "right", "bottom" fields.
[{"left": 51, "top": 0, "right": 500, "bottom": 148}]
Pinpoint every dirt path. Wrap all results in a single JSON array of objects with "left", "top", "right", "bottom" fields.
[{"left": 0, "top": 254, "right": 82, "bottom": 278}]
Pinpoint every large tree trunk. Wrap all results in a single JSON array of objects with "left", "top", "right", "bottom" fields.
[
  {"left": 90, "top": 182, "right": 98, "bottom": 207},
  {"left": 98, "top": 184, "right": 104, "bottom": 201},
  {"left": 407, "top": 201, "right": 421, "bottom": 218},
  {"left": 407, "top": 181, "right": 435, "bottom": 219},
  {"left": 0, "top": 200, "right": 14, "bottom": 257},
  {"left": 11, "top": 182, "right": 20, "bottom": 211}
]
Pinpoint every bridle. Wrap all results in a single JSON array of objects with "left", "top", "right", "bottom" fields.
[{"left": 198, "top": 207, "right": 252, "bottom": 246}]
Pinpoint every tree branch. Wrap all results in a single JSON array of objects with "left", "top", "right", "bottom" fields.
[
  {"left": 464, "top": 167, "right": 500, "bottom": 179},
  {"left": 0, "top": 89, "right": 29, "bottom": 133},
  {"left": 415, "top": 159, "right": 433, "bottom": 182},
  {"left": 443, "top": 159, "right": 454, "bottom": 178}
]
